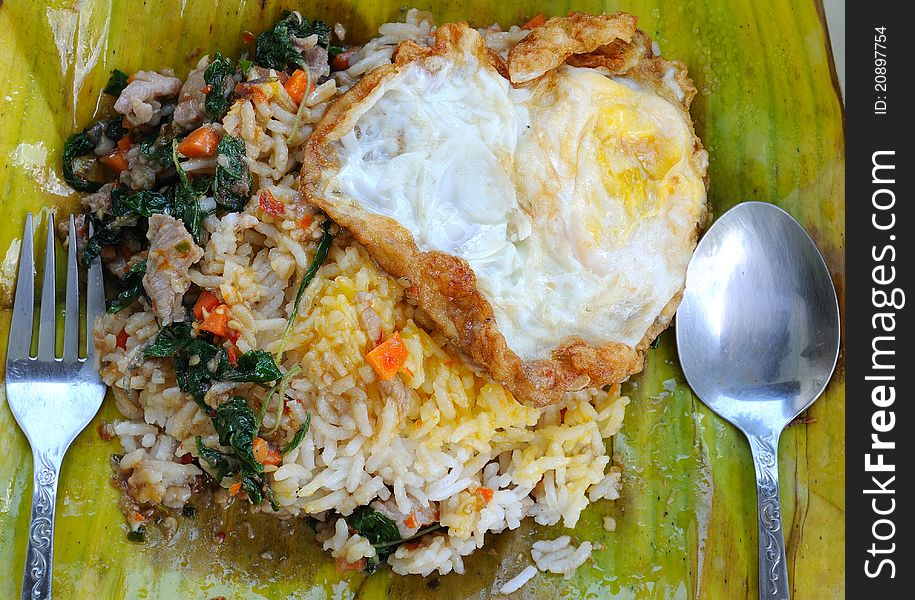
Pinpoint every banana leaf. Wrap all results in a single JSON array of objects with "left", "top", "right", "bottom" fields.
[{"left": 0, "top": 1, "right": 844, "bottom": 598}]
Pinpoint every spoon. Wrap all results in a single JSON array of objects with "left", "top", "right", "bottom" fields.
[{"left": 675, "top": 201, "right": 840, "bottom": 599}]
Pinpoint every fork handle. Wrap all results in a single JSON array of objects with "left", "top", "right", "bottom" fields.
[
  {"left": 21, "top": 449, "right": 63, "bottom": 600},
  {"left": 749, "top": 433, "right": 790, "bottom": 599}
]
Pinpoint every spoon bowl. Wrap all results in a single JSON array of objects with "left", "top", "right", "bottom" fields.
[{"left": 676, "top": 201, "right": 840, "bottom": 599}]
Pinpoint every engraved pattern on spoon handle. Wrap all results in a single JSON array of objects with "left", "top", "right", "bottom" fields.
[
  {"left": 21, "top": 451, "right": 61, "bottom": 600},
  {"left": 749, "top": 433, "right": 790, "bottom": 600}
]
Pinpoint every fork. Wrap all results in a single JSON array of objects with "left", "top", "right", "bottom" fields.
[{"left": 5, "top": 213, "right": 106, "bottom": 600}]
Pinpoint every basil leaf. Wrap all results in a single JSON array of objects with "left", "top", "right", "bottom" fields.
[
  {"left": 171, "top": 140, "right": 203, "bottom": 241},
  {"left": 281, "top": 413, "right": 310, "bottom": 455},
  {"left": 213, "top": 135, "right": 251, "bottom": 212},
  {"left": 174, "top": 339, "right": 227, "bottom": 403},
  {"left": 82, "top": 212, "right": 123, "bottom": 265},
  {"left": 204, "top": 52, "right": 235, "bottom": 120},
  {"left": 104, "top": 69, "right": 130, "bottom": 96},
  {"left": 143, "top": 322, "right": 194, "bottom": 358},
  {"left": 140, "top": 131, "right": 173, "bottom": 166},
  {"left": 62, "top": 132, "right": 101, "bottom": 192},
  {"left": 347, "top": 506, "right": 401, "bottom": 549},
  {"left": 111, "top": 189, "right": 173, "bottom": 218},
  {"left": 213, "top": 396, "right": 262, "bottom": 475},
  {"left": 63, "top": 119, "right": 129, "bottom": 193},
  {"left": 195, "top": 436, "right": 235, "bottom": 480},
  {"left": 220, "top": 350, "right": 282, "bottom": 383},
  {"left": 108, "top": 258, "right": 148, "bottom": 313},
  {"left": 254, "top": 11, "right": 330, "bottom": 71}
]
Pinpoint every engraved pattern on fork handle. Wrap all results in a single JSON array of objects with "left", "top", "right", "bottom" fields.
[
  {"left": 749, "top": 433, "right": 790, "bottom": 600},
  {"left": 22, "top": 451, "right": 60, "bottom": 600}
]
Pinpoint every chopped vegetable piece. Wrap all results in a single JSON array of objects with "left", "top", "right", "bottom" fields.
[
  {"left": 104, "top": 69, "right": 130, "bottom": 96},
  {"left": 404, "top": 513, "right": 418, "bottom": 529},
  {"left": 228, "top": 481, "right": 241, "bottom": 496},
  {"left": 199, "top": 304, "right": 230, "bottom": 337},
  {"left": 259, "top": 189, "right": 285, "bottom": 217},
  {"left": 277, "top": 220, "right": 334, "bottom": 359},
  {"left": 221, "top": 350, "right": 283, "bottom": 383},
  {"left": 195, "top": 436, "right": 233, "bottom": 479},
  {"left": 213, "top": 135, "right": 252, "bottom": 212},
  {"left": 193, "top": 290, "right": 221, "bottom": 320},
  {"left": 284, "top": 69, "right": 310, "bottom": 105},
  {"left": 227, "top": 346, "right": 240, "bottom": 367},
  {"left": 204, "top": 52, "right": 236, "bottom": 120},
  {"left": 126, "top": 528, "right": 145, "bottom": 543},
  {"left": 347, "top": 507, "right": 401, "bottom": 550},
  {"left": 108, "top": 258, "right": 148, "bottom": 314},
  {"left": 170, "top": 140, "right": 204, "bottom": 241},
  {"left": 117, "top": 134, "right": 134, "bottom": 152},
  {"left": 100, "top": 150, "right": 129, "bottom": 173},
  {"left": 298, "top": 214, "right": 313, "bottom": 229},
  {"left": 254, "top": 11, "right": 331, "bottom": 71},
  {"left": 116, "top": 329, "right": 129, "bottom": 350},
  {"left": 330, "top": 48, "right": 357, "bottom": 71},
  {"left": 253, "top": 437, "right": 282, "bottom": 466},
  {"left": 523, "top": 14, "right": 547, "bottom": 29},
  {"left": 214, "top": 397, "right": 262, "bottom": 477},
  {"left": 366, "top": 332, "right": 409, "bottom": 381},
  {"left": 281, "top": 413, "right": 310, "bottom": 454},
  {"left": 177, "top": 126, "right": 221, "bottom": 158}
]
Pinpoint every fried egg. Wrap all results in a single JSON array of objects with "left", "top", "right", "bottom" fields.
[{"left": 303, "top": 16, "right": 708, "bottom": 405}]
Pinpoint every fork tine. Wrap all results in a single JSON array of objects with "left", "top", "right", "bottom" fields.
[
  {"left": 8, "top": 214, "right": 35, "bottom": 361},
  {"left": 63, "top": 214, "right": 80, "bottom": 359},
  {"left": 84, "top": 219, "right": 106, "bottom": 362},
  {"left": 36, "top": 214, "right": 58, "bottom": 359}
]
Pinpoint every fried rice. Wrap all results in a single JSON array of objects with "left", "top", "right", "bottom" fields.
[{"left": 88, "top": 8, "right": 628, "bottom": 578}]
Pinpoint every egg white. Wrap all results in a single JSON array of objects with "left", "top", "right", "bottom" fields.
[{"left": 329, "top": 41, "right": 706, "bottom": 361}]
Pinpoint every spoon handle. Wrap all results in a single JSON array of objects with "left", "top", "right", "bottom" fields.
[{"left": 749, "top": 433, "right": 790, "bottom": 599}]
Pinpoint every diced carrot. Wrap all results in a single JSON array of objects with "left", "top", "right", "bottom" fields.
[
  {"left": 241, "top": 30, "right": 256, "bottom": 44},
  {"left": 228, "top": 482, "right": 241, "bottom": 496},
  {"left": 298, "top": 214, "right": 313, "bottom": 229},
  {"left": 228, "top": 328, "right": 241, "bottom": 344},
  {"left": 365, "top": 332, "right": 409, "bottom": 381},
  {"left": 404, "top": 512, "right": 418, "bottom": 529},
  {"left": 201, "top": 84, "right": 213, "bottom": 95},
  {"left": 227, "top": 346, "right": 240, "bottom": 367},
  {"left": 474, "top": 486, "right": 494, "bottom": 509},
  {"left": 193, "top": 290, "right": 220, "bottom": 320},
  {"left": 199, "top": 304, "right": 230, "bottom": 337},
  {"left": 100, "top": 150, "right": 129, "bottom": 173},
  {"left": 522, "top": 14, "right": 547, "bottom": 29},
  {"left": 284, "top": 69, "right": 310, "bottom": 105},
  {"left": 177, "top": 126, "right": 221, "bottom": 158},
  {"left": 259, "top": 189, "right": 285, "bottom": 217},
  {"left": 235, "top": 82, "right": 267, "bottom": 103},
  {"left": 116, "top": 328, "right": 129, "bottom": 350},
  {"left": 132, "top": 512, "right": 145, "bottom": 523},
  {"left": 127, "top": 74, "right": 137, "bottom": 84},
  {"left": 331, "top": 49, "right": 357, "bottom": 71},
  {"left": 117, "top": 134, "right": 133, "bottom": 152},
  {"left": 253, "top": 437, "right": 282, "bottom": 466},
  {"left": 252, "top": 437, "right": 268, "bottom": 463}
]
